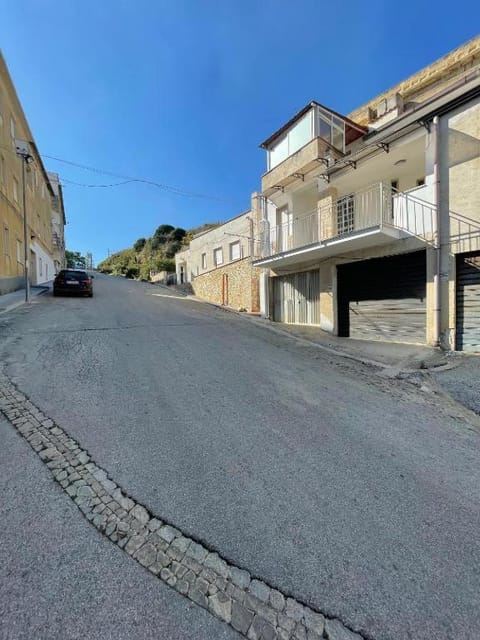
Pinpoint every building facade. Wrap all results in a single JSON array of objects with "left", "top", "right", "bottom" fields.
[
  {"left": 175, "top": 208, "right": 260, "bottom": 312},
  {"left": 0, "top": 52, "right": 64, "bottom": 294},
  {"left": 48, "top": 172, "right": 66, "bottom": 273},
  {"left": 254, "top": 37, "right": 480, "bottom": 351}
]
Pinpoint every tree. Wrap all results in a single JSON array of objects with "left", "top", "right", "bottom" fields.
[
  {"left": 172, "top": 227, "right": 186, "bottom": 241},
  {"left": 65, "top": 250, "right": 86, "bottom": 269},
  {"left": 134, "top": 237, "right": 146, "bottom": 252}
]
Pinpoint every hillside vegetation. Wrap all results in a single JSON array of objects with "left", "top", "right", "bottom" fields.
[{"left": 97, "top": 222, "right": 219, "bottom": 280}]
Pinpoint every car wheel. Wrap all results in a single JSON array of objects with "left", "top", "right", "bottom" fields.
[{"left": 88, "top": 292, "right": 93, "bottom": 298}]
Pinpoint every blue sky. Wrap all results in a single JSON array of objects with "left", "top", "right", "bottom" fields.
[{"left": 1, "top": 1, "right": 478, "bottom": 263}]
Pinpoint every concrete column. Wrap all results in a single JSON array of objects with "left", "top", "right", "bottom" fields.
[{"left": 318, "top": 187, "right": 338, "bottom": 241}]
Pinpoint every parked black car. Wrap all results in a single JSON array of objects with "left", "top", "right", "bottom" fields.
[{"left": 53, "top": 269, "right": 94, "bottom": 297}]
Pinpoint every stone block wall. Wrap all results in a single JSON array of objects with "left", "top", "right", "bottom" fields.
[{"left": 191, "top": 258, "right": 260, "bottom": 312}]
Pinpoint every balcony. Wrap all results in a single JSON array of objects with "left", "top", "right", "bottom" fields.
[
  {"left": 261, "top": 137, "right": 344, "bottom": 197},
  {"left": 255, "top": 183, "right": 436, "bottom": 269}
]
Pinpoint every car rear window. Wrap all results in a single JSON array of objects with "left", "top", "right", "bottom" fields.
[{"left": 61, "top": 270, "right": 89, "bottom": 280}]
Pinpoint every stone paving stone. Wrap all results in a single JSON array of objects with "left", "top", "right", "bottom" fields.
[
  {"left": 195, "top": 577, "right": 209, "bottom": 595},
  {"left": 186, "top": 541, "right": 208, "bottom": 563},
  {"left": 204, "top": 552, "right": 230, "bottom": 579},
  {"left": 189, "top": 585, "right": 208, "bottom": 609},
  {"left": 125, "top": 534, "right": 147, "bottom": 556},
  {"left": 278, "top": 613, "right": 296, "bottom": 633},
  {"left": 226, "top": 582, "right": 245, "bottom": 604},
  {"left": 285, "top": 598, "right": 304, "bottom": 622},
  {"left": 231, "top": 601, "right": 255, "bottom": 634},
  {"left": 183, "top": 554, "right": 203, "bottom": 574},
  {"left": 130, "top": 503, "right": 150, "bottom": 525},
  {"left": 249, "top": 579, "right": 271, "bottom": 603},
  {"left": 247, "top": 615, "right": 270, "bottom": 640},
  {"left": 77, "top": 485, "right": 95, "bottom": 498},
  {"left": 135, "top": 543, "right": 157, "bottom": 567},
  {"left": 171, "top": 536, "right": 191, "bottom": 555},
  {"left": 270, "top": 589, "right": 286, "bottom": 612},
  {"left": 303, "top": 609, "right": 325, "bottom": 635},
  {"left": 208, "top": 591, "right": 232, "bottom": 623},
  {"left": 293, "top": 622, "right": 307, "bottom": 640},
  {"left": 158, "top": 524, "right": 180, "bottom": 543},
  {"left": 175, "top": 578, "right": 190, "bottom": 594},
  {"left": 147, "top": 517, "right": 162, "bottom": 532}
]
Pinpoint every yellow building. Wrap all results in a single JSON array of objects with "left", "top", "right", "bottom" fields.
[{"left": 0, "top": 51, "right": 62, "bottom": 294}]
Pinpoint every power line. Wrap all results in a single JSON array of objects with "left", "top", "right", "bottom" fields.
[
  {"left": 41, "top": 152, "right": 237, "bottom": 203},
  {"left": 0, "top": 142, "right": 241, "bottom": 205}
]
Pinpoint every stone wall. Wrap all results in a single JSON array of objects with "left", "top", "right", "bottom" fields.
[{"left": 191, "top": 258, "right": 260, "bottom": 312}]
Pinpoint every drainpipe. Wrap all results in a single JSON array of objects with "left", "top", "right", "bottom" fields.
[{"left": 432, "top": 116, "right": 441, "bottom": 347}]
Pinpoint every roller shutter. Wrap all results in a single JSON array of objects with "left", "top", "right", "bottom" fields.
[
  {"left": 273, "top": 270, "right": 320, "bottom": 325},
  {"left": 456, "top": 252, "right": 480, "bottom": 352},
  {"left": 337, "top": 251, "right": 426, "bottom": 344}
]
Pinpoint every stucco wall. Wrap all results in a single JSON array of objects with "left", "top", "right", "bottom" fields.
[{"left": 191, "top": 257, "right": 260, "bottom": 312}]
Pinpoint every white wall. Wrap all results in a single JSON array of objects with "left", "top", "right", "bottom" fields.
[{"left": 31, "top": 240, "right": 55, "bottom": 284}]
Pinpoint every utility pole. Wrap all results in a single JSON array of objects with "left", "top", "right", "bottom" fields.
[{"left": 15, "top": 140, "right": 34, "bottom": 303}]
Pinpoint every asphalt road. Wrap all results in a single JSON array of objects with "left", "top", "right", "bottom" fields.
[{"left": 1, "top": 274, "right": 479, "bottom": 640}]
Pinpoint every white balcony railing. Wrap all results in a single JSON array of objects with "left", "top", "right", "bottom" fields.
[{"left": 260, "top": 182, "right": 436, "bottom": 259}]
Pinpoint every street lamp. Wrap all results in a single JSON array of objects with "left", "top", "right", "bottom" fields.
[{"left": 15, "top": 140, "right": 34, "bottom": 303}]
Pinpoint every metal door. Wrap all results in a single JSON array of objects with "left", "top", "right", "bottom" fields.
[
  {"left": 456, "top": 251, "right": 480, "bottom": 351},
  {"left": 272, "top": 270, "right": 320, "bottom": 325},
  {"left": 337, "top": 251, "right": 427, "bottom": 343}
]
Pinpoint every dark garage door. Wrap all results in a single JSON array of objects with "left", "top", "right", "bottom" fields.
[
  {"left": 337, "top": 251, "right": 427, "bottom": 344},
  {"left": 456, "top": 251, "right": 480, "bottom": 352}
]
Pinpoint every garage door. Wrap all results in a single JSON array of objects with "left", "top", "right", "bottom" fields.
[
  {"left": 337, "top": 251, "right": 426, "bottom": 344},
  {"left": 456, "top": 251, "right": 480, "bottom": 352},
  {"left": 273, "top": 270, "right": 320, "bottom": 325}
]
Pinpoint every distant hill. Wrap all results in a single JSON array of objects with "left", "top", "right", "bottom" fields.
[{"left": 97, "top": 222, "right": 219, "bottom": 279}]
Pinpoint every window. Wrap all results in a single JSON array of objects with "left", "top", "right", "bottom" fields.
[
  {"left": 317, "top": 107, "right": 345, "bottom": 153},
  {"left": 16, "top": 239, "right": 22, "bottom": 263},
  {"left": 213, "top": 247, "right": 223, "bottom": 266},
  {"left": 3, "top": 226, "right": 9, "bottom": 256},
  {"left": 268, "top": 112, "right": 313, "bottom": 169},
  {"left": 229, "top": 241, "right": 241, "bottom": 261},
  {"left": 337, "top": 195, "right": 355, "bottom": 235},
  {"left": 12, "top": 177, "right": 19, "bottom": 203},
  {"left": 201, "top": 253, "right": 207, "bottom": 270},
  {"left": 39, "top": 257, "right": 42, "bottom": 277}
]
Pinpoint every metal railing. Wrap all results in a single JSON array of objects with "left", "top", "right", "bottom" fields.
[
  {"left": 260, "top": 183, "right": 438, "bottom": 259},
  {"left": 450, "top": 211, "right": 480, "bottom": 253}
]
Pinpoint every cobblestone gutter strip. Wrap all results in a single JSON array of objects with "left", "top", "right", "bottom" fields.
[{"left": 0, "top": 374, "right": 366, "bottom": 640}]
